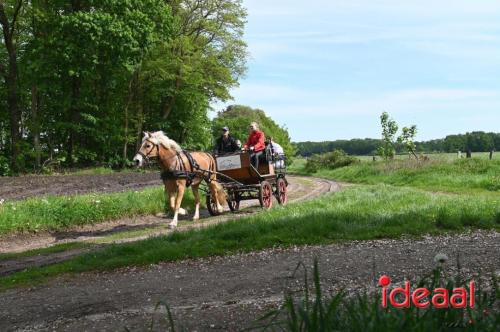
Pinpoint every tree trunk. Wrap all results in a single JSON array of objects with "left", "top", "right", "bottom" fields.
[
  {"left": 122, "top": 71, "right": 138, "bottom": 166},
  {"left": 0, "top": 2, "right": 23, "bottom": 172},
  {"left": 162, "top": 74, "right": 181, "bottom": 119},
  {"left": 7, "top": 54, "right": 20, "bottom": 172},
  {"left": 31, "top": 85, "right": 41, "bottom": 168},
  {"left": 66, "top": 0, "right": 83, "bottom": 167},
  {"left": 135, "top": 103, "right": 144, "bottom": 151},
  {"left": 67, "top": 76, "right": 81, "bottom": 166}
]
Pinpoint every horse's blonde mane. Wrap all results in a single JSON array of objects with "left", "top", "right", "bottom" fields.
[{"left": 146, "top": 131, "right": 182, "bottom": 152}]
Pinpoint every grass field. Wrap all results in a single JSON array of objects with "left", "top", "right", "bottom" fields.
[
  {"left": 290, "top": 156, "right": 500, "bottom": 193},
  {"left": 1, "top": 184, "right": 498, "bottom": 290},
  {"left": 0, "top": 152, "right": 498, "bottom": 293},
  {"left": 0, "top": 187, "right": 195, "bottom": 235}
]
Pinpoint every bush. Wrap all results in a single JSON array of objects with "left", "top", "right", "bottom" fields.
[
  {"left": 305, "top": 149, "right": 358, "bottom": 173},
  {"left": 0, "top": 155, "right": 11, "bottom": 176}
]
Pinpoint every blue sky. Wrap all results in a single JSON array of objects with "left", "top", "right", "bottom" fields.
[{"left": 211, "top": 0, "right": 500, "bottom": 142}]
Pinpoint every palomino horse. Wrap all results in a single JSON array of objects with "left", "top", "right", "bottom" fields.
[{"left": 133, "top": 131, "right": 225, "bottom": 228}]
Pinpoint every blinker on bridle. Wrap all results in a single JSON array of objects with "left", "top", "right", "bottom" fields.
[{"left": 138, "top": 139, "right": 160, "bottom": 162}]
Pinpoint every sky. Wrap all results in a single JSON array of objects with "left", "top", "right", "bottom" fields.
[{"left": 211, "top": 0, "right": 500, "bottom": 142}]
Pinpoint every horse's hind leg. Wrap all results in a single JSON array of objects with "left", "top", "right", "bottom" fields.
[{"left": 192, "top": 184, "right": 200, "bottom": 221}]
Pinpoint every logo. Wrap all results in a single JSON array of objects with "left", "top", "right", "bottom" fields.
[{"left": 379, "top": 275, "right": 475, "bottom": 308}]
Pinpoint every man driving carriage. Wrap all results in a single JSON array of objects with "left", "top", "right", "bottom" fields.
[{"left": 215, "top": 126, "right": 239, "bottom": 155}]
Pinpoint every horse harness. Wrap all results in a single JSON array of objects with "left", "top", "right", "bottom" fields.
[{"left": 160, "top": 150, "right": 213, "bottom": 187}]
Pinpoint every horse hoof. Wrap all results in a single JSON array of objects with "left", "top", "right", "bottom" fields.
[
  {"left": 192, "top": 216, "right": 200, "bottom": 221},
  {"left": 168, "top": 223, "right": 177, "bottom": 229}
]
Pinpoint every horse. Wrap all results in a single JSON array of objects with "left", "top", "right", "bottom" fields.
[{"left": 133, "top": 131, "right": 226, "bottom": 228}]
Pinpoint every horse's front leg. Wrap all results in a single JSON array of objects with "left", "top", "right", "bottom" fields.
[
  {"left": 192, "top": 184, "right": 200, "bottom": 221},
  {"left": 165, "top": 181, "right": 176, "bottom": 216},
  {"left": 169, "top": 181, "right": 186, "bottom": 228}
]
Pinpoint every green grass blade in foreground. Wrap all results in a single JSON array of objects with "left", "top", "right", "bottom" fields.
[
  {"left": 247, "top": 259, "right": 499, "bottom": 332},
  {"left": 0, "top": 184, "right": 498, "bottom": 290}
]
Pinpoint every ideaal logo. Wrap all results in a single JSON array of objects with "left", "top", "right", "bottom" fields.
[{"left": 379, "top": 275, "right": 475, "bottom": 308}]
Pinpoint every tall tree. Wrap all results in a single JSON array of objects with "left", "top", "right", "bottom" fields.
[{"left": 0, "top": 0, "right": 24, "bottom": 172}]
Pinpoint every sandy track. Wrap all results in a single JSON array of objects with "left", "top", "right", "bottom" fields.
[{"left": 0, "top": 231, "right": 498, "bottom": 331}]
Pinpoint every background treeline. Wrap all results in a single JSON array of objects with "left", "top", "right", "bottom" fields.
[
  {"left": 295, "top": 131, "right": 500, "bottom": 157},
  {"left": 0, "top": 0, "right": 247, "bottom": 173}
]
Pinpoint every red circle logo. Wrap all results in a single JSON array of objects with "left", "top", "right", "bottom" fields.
[{"left": 379, "top": 275, "right": 391, "bottom": 287}]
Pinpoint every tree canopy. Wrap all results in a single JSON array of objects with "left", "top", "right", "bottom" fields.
[
  {"left": 0, "top": 0, "right": 247, "bottom": 174},
  {"left": 212, "top": 105, "right": 296, "bottom": 162}
]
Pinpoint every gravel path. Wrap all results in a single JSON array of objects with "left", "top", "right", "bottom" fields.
[{"left": 0, "top": 231, "right": 498, "bottom": 331}]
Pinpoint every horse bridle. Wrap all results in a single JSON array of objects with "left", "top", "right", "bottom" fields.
[
  {"left": 138, "top": 139, "right": 183, "bottom": 168},
  {"left": 138, "top": 138, "right": 160, "bottom": 163}
]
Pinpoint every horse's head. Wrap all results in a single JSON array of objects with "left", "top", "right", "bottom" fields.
[
  {"left": 133, "top": 131, "right": 181, "bottom": 167},
  {"left": 133, "top": 132, "right": 160, "bottom": 167}
]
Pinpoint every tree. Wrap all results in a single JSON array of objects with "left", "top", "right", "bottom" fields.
[
  {"left": 0, "top": 0, "right": 249, "bottom": 171},
  {"left": 0, "top": 0, "right": 24, "bottom": 172},
  {"left": 377, "top": 112, "right": 398, "bottom": 160},
  {"left": 212, "top": 105, "right": 296, "bottom": 163},
  {"left": 398, "top": 125, "right": 418, "bottom": 159}
]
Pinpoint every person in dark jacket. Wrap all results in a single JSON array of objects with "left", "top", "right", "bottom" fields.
[{"left": 215, "top": 126, "right": 239, "bottom": 154}]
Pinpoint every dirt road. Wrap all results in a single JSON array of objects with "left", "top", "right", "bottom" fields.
[
  {"left": 0, "top": 231, "right": 498, "bottom": 331},
  {"left": 0, "top": 172, "right": 161, "bottom": 201}
]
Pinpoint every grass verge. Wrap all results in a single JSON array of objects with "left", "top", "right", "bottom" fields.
[
  {"left": 290, "top": 158, "right": 500, "bottom": 193},
  {"left": 1, "top": 184, "right": 498, "bottom": 291},
  {"left": 0, "top": 187, "right": 195, "bottom": 235}
]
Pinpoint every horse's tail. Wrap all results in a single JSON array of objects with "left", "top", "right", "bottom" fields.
[
  {"left": 212, "top": 181, "right": 227, "bottom": 206},
  {"left": 207, "top": 153, "right": 227, "bottom": 207}
]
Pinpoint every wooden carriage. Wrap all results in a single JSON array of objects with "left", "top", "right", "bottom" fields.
[{"left": 206, "top": 151, "right": 288, "bottom": 215}]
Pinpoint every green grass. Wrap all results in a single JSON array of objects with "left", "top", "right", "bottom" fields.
[
  {"left": 353, "top": 151, "right": 498, "bottom": 161},
  {"left": 248, "top": 259, "right": 499, "bottom": 332},
  {"left": 0, "top": 187, "right": 195, "bottom": 235},
  {"left": 291, "top": 157, "right": 500, "bottom": 193},
  {"left": 1, "top": 184, "right": 498, "bottom": 291}
]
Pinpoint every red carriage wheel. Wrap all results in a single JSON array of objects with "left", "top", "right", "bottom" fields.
[
  {"left": 276, "top": 177, "right": 288, "bottom": 205},
  {"left": 259, "top": 181, "right": 273, "bottom": 209}
]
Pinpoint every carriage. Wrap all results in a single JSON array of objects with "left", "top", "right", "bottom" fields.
[{"left": 206, "top": 150, "right": 288, "bottom": 216}]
